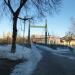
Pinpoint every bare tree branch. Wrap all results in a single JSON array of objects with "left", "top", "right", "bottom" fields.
[
  {"left": 18, "top": 16, "right": 33, "bottom": 21},
  {"left": 15, "top": 0, "right": 27, "bottom": 14},
  {"left": 4, "top": 0, "right": 14, "bottom": 14}
]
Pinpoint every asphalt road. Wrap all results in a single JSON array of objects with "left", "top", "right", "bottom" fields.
[{"left": 32, "top": 45, "right": 75, "bottom": 75}]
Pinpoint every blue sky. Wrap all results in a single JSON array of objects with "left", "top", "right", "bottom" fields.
[
  {"left": 47, "top": 0, "right": 75, "bottom": 37},
  {"left": 0, "top": 0, "right": 75, "bottom": 37}
]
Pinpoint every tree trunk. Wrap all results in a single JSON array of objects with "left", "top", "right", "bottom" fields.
[{"left": 11, "top": 16, "right": 17, "bottom": 53}]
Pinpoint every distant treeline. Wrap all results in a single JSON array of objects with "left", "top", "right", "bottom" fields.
[{"left": 0, "top": 36, "right": 28, "bottom": 45}]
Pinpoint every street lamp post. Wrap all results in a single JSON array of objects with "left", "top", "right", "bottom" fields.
[
  {"left": 28, "top": 19, "right": 31, "bottom": 46},
  {"left": 45, "top": 19, "right": 47, "bottom": 45}
]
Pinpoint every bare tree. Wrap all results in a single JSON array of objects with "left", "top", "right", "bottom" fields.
[
  {"left": 0, "top": 0, "right": 62, "bottom": 53},
  {"left": 64, "top": 32, "right": 72, "bottom": 46},
  {"left": 69, "top": 17, "right": 75, "bottom": 35}
]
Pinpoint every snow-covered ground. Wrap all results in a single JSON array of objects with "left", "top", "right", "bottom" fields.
[
  {"left": 0, "top": 44, "right": 42, "bottom": 75},
  {"left": 0, "top": 44, "right": 75, "bottom": 75},
  {"left": 0, "top": 44, "right": 31, "bottom": 60},
  {"left": 36, "top": 44, "right": 75, "bottom": 60}
]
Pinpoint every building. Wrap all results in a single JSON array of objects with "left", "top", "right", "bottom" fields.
[
  {"left": 60, "top": 36, "right": 75, "bottom": 46},
  {"left": 31, "top": 35, "right": 45, "bottom": 43},
  {"left": 31, "top": 35, "right": 61, "bottom": 44},
  {"left": 47, "top": 35, "right": 60, "bottom": 44}
]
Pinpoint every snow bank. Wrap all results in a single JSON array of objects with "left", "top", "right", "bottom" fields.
[
  {"left": 0, "top": 44, "right": 42, "bottom": 75},
  {"left": 0, "top": 44, "right": 31, "bottom": 60},
  {"left": 36, "top": 44, "right": 70, "bottom": 53},
  {"left": 10, "top": 43, "right": 42, "bottom": 75},
  {"left": 36, "top": 44, "right": 75, "bottom": 60}
]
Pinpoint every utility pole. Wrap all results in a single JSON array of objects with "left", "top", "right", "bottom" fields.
[
  {"left": 45, "top": 19, "right": 47, "bottom": 45},
  {"left": 19, "top": 16, "right": 33, "bottom": 47},
  {"left": 28, "top": 19, "right": 31, "bottom": 45},
  {"left": 23, "top": 20, "right": 25, "bottom": 47}
]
